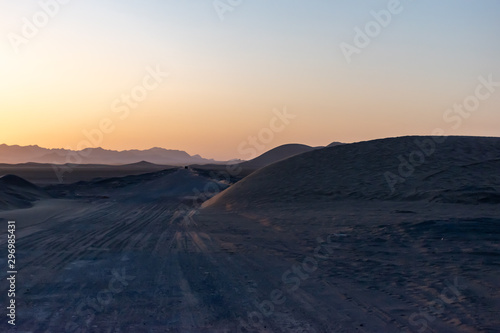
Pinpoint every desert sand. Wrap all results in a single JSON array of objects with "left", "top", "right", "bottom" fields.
[{"left": 0, "top": 136, "right": 499, "bottom": 332}]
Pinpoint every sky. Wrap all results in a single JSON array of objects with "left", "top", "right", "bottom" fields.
[{"left": 1, "top": 0, "right": 499, "bottom": 160}]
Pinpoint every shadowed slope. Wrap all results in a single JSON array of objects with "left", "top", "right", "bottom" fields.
[
  {"left": 204, "top": 136, "right": 500, "bottom": 210},
  {"left": 192, "top": 143, "right": 318, "bottom": 177},
  {"left": 0, "top": 174, "right": 51, "bottom": 210},
  {"left": 238, "top": 143, "right": 316, "bottom": 170}
]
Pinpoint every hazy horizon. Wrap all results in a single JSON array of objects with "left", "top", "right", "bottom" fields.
[{"left": 2, "top": 133, "right": 500, "bottom": 163}]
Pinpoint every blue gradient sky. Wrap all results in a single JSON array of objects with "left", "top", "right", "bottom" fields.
[{"left": 1, "top": 0, "right": 499, "bottom": 159}]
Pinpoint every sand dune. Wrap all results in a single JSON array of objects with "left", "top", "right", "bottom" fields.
[
  {"left": 0, "top": 161, "right": 173, "bottom": 185},
  {"left": 193, "top": 143, "right": 318, "bottom": 177},
  {"left": 327, "top": 141, "right": 344, "bottom": 147},
  {"left": 239, "top": 143, "right": 317, "bottom": 170},
  {"left": 205, "top": 136, "right": 500, "bottom": 209},
  {"left": 0, "top": 174, "right": 51, "bottom": 210},
  {"left": 45, "top": 168, "right": 231, "bottom": 205},
  {"left": 1, "top": 137, "right": 499, "bottom": 332}
]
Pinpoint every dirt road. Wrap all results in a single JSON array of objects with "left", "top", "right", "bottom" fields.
[{"left": 1, "top": 197, "right": 499, "bottom": 332}]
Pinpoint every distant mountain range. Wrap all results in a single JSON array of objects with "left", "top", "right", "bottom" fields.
[
  {"left": 0, "top": 144, "right": 237, "bottom": 166},
  {"left": 0, "top": 141, "right": 343, "bottom": 166}
]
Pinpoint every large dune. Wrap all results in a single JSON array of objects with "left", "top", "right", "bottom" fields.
[
  {"left": 192, "top": 143, "right": 318, "bottom": 177},
  {"left": 238, "top": 143, "right": 316, "bottom": 170},
  {"left": 204, "top": 136, "right": 500, "bottom": 209}
]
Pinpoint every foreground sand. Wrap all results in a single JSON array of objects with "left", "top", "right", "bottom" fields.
[
  {"left": 198, "top": 201, "right": 500, "bottom": 332},
  {"left": 1, "top": 197, "right": 498, "bottom": 332}
]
